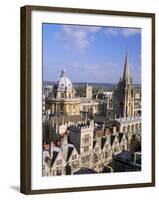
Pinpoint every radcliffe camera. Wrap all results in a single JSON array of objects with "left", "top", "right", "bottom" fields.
[{"left": 42, "top": 24, "right": 141, "bottom": 176}]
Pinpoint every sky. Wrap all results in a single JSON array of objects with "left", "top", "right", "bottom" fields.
[{"left": 43, "top": 23, "right": 141, "bottom": 84}]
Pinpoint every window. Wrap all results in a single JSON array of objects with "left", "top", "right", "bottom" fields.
[
  {"left": 60, "top": 104, "right": 63, "bottom": 110},
  {"left": 57, "top": 169, "right": 62, "bottom": 175},
  {"left": 123, "top": 126, "right": 126, "bottom": 132},
  {"left": 72, "top": 155, "right": 77, "bottom": 160},
  {"left": 85, "top": 155, "right": 90, "bottom": 161},
  {"left": 105, "top": 151, "right": 108, "bottom": 158},
  {"left": 56, "top": 160, "right": 62, "bottom": 165},
  {"left": 83, "top": 138, "right": 89, "bottom": 143},
  {"left": 84, "top": 146, "right": 89, "bottom": 152},
  {"left": 114, "top": 141, "right": 117, "bottom": 145},
  {"left": 122, "top": 145, "right": 125, "bottom": 151},
  {"left": 95, "top": 147, "right": 99, "bottom": 152},
  {"left": 82, "top": 134, "right": 89, "bottom": 144},
  {"left": 114, "top": 147, "right": 118, "bottom": 153},
  {"left": 94, "top": 154, "right": 98, "bottom": 162}
]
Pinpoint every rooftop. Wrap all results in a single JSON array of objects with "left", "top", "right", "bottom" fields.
[
  {"left": 113, "top": 150, "right": 141, "bottom": 167},
  {"left": 74, "top": 168, "right": 98, "bottom": 175}
]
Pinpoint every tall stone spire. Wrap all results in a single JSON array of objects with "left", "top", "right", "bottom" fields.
[{"left": 122, "top": 51, "right": 131, "bottom": 84}]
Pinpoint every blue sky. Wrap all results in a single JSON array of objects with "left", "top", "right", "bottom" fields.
[{"left": 43, "top": 24, "right": 141, "bottom": 84}]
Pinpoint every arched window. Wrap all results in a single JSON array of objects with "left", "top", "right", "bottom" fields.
[{"left": 127, "top": 125, "right": 130, "bottom": 132}]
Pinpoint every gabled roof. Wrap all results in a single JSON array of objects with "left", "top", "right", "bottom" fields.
[
  {"left": 43, "top": 150, "right": 50, "bottom": 158},
  {"left": 66, "top": 146, "right": 74, "bottom": 162},
  {"left": 114, "top": 150, "right": 133, "bottom": 162},
  {"left": 119, "top": 133, "right": 124, "bottom": 143},
  {"left": 94, "top": 128, "right": 105, "bottom": 137},
  {"left": 111, "top": 135, "right": 116, "bottom": 146},
  {"left": 51, "top": 151, "right": 59, "bottom": 167},
  {"left": 93, "top": 140, "right": 97, "bottom": 149},
  {"left": 101, "top": 137, "right": 107, "bottom": 149},
  {"left": 44, "top": 156, "right": 51, "bottom": 167}
]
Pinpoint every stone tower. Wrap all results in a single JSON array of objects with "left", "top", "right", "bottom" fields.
[
  {"left": 114, "top": 52, "right": 134, "bottom": 118},
  {"left": 85, "top": 83, "right": 92, "bottom": 99}
]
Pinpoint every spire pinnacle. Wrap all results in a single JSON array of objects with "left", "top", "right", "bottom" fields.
[{"left": 122, "top": 51, "right": 131, "bottom": 83}]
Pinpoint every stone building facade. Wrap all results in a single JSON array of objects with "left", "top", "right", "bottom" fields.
[
  {"left": 42, "top": 119, "right": 140, "bottom": 176},
  {"left": 46, "top": 70, "right": 80, "bottom": 116}
]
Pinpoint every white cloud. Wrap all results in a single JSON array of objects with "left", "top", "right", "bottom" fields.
[
  {"left": 104, "top": 28, "right": 119, "bottom": 37},
  {"left": 59, "top": 25, "right": 101, "bottom": 50},
  {"left": 104, "top": 28, "right": 141, "bottom": 38},
  {"left": 57, "top": 25, "right": 140, "bottom": 50},
  {"left": 68, "top": 61, "right": 121, "bottom": 83},
  {"left": 121, "top": 29, "right": 141, "bottom": 37}
]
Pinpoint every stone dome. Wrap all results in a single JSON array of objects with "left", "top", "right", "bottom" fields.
[{"left": 56, "top": 70, "right": 73, "bottom": 91}]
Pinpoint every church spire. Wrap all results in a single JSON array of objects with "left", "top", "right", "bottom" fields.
[{"left": 122, "top": 51, "right": 132, "bottom": 84}]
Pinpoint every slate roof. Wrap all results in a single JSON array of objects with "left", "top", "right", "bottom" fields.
[
  {"left": 116, "top": 151, "right": 133, "bottom": 161},
  {"left": 51, "top": 151, "right": 59, "bottom": 167},
  {"left": 113, "top": 150, "right": 141, "bottom": 168},
  {"left": 101, "top": 137, "right": 107, "bottom": 149},
  {"left": 74, "top": 168, "right": 98, "bottom": 175},
  {"left": 118, "top": 133, "right": 124, "bottom": 143},
  {"left": 44, "top": 156, "right": 51, "bottom": 167},
  {"left": 111, "top": 135, "right": 116, "bottom": 146},
  {"left": 94, "top": 128, "right": 105, "bottom": 137},
  {"left": 66, "top": 146, "right": 74, "bottom": 162},
  {"left": 93, "top": 140, "right": 97, "bottom": 149}
]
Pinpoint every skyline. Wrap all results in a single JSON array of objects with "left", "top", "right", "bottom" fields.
[{"left": 43, "top": 24, "right": 141, "bottom": 84}]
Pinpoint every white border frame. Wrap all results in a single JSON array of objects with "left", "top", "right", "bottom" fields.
[{"left": 31, "top": 10, "right": 152, "bottom": 190}]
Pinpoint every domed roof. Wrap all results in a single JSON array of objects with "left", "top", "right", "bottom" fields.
[{"left": 56, "top": 70, "right": 73, "bottom": 91}]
